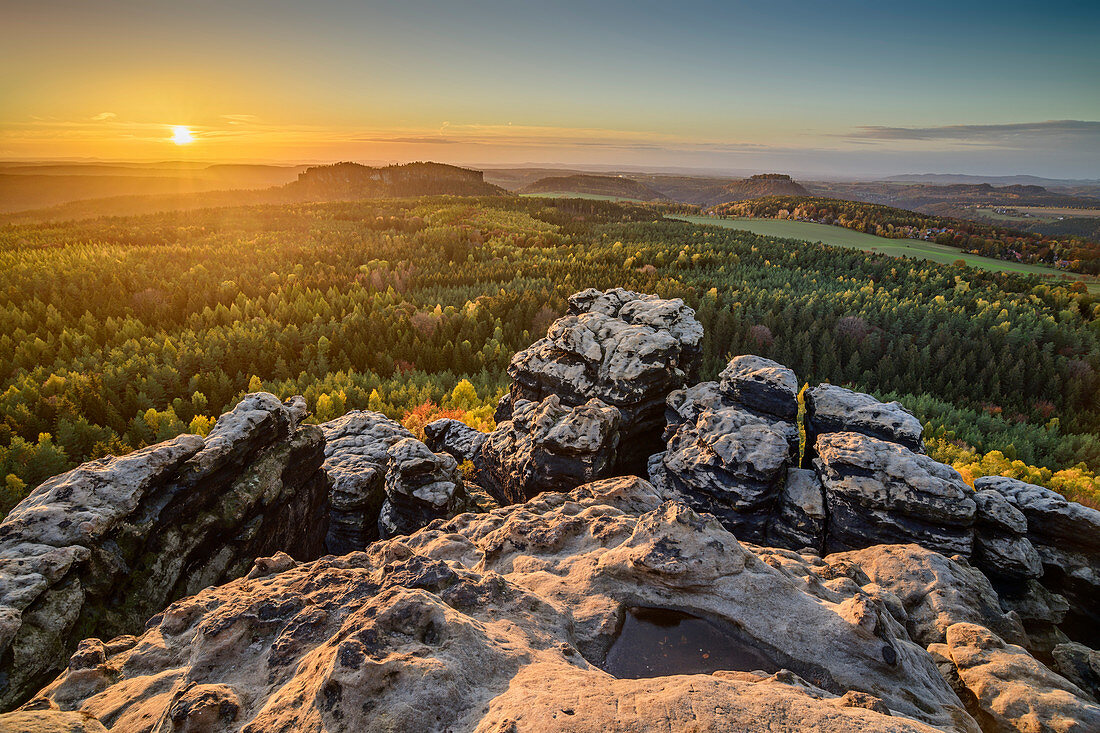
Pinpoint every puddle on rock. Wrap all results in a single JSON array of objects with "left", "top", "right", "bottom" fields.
[{"left": 602, "top": 606, "right": 781, "bottom": 679}]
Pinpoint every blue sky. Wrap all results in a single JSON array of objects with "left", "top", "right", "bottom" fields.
[{"left": 2, "top": 0, "right": 1098, "bottom": 176}]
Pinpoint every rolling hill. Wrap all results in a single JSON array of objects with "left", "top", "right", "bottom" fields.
[{"left": 520, "top": 174, "right": 668, "bottom": 201}]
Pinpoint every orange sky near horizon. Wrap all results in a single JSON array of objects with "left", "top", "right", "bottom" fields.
[{"left": 3, "top": 1, "right": 1098, "bottom": 177}]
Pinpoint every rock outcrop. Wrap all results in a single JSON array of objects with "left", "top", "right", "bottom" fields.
[
  {"left": 814, "top": 432, "right": 975, "bottom": 555},
  {"left": 508, "top": 288, "right": 702, "bottom": 468},
  {"left": 2, "top": 292, "right": 1099, "bottom": 732},
  {"left": 821, "top": 544, "right": 1027, "bottom": 649},
  {"left": 970, "top": 489, "right": 1042, "bottom": 583},
  {"left": 942, "top": 622, "right": 1100, "bottom": 732},
  {"left": 320, "top": 410, "right": 414, "bottom": 553},
  {"left": 378, "top": 438, "right": 467, "bottom": 539},
  {"left": 17, "top": 477, "right": 980, "bottom": 733},
  {"left": 0, "top": 392, "right": 328, "bottom": 711},
  {"left": 766, "top": 468, "right": 827, "bottom": 552},
  {"left": 423, "top": 418, "right": 488, "bottom": 464},
  {"left": 718, "top": 354, "right": 799, "bottom": 422},
  {"left": 803, "top": 384, "right": 924, "bottom": 466},
  {"left": 976, "top": 476, "right": 1100, "bottom": 648},
  {"left": 651, "top": 403, "right": 794, "bottom": 543},
  {"left": 649, "top": 356, "right": 802, "bottom": 545},
  {"left": 478, "top": 395, "right": 621, "bottom": 504}
]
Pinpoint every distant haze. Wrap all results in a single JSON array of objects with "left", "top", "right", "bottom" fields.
[{"left": 2, "top": 0, "right": 1098, "bottom": 178}]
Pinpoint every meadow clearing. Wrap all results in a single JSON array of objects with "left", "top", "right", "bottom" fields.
[{"left": 674, "top": 215, "right": 1100, "bottom": 292}]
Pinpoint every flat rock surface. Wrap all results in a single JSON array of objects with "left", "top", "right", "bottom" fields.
[{"left": 24, "top": 477, "right": 977, "bottom": 733}]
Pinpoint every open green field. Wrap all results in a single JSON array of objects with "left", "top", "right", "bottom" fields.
[
  {"left": 673, "top": 215, "right": 1100, "bottom": 292},
  {"left": 1014, "top": 206, "right": 1100, "bottom": 218},
  {"left": 974, "top": 206, "right": 1100, "bottom": 223},
  {"left": 972, "top": 207, "right": 1057, "bottom": 223}
]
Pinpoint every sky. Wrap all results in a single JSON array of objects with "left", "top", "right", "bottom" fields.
[{"left": 2, "top": 0, "right": 1099, "bottom": 178}]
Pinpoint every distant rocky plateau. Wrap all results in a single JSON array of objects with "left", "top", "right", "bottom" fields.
[
  {"left": 1, "top": 288, "right": 1097, "bottom": 732},
  {"left": 519, "top": 174, "right": 669, "bottom": 201}
]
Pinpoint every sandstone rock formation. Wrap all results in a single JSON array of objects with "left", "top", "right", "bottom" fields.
[
  {"left": 508, "top": 288, "right": 701, "bottom": 468},
  {"left": 651, "top": 403, "right": 793, "bottom": 543},
  {"left": 479, "top": 395, "right": 621, "bottom": 504},
  {"left": 942, "top": 622, "right": 1100, "bottom": 732},
  {"left": 814, "top": 432, "right": 975, "bottom": 555},
  {"left": 803, "top": 384, "right": 924, "bottom": 466},
  {"left": 650, "top": 356, "right": 802, "bottom": 545},
  {"left": 976, "top": 475, "right": 1100, "bottom": 648},
  {"left": 0, "top": 392, "right": 328, "bottom": 711},
  {"left": 16, "top": 477, "right": 981, "bottom": 733},
  {"left": 766, "top": 468, "right": 827, "bottom": 552},
  {"left": 820, "top": 544, "right": 1027, "bottom": 649},
  {"left": 970, "top": 489, "right": 1042, "bottom": 583},
  {"left": 423, "top": 418, "right": 488, "bottom": 464},
  {"left": 378, "top": 438, "right": 467, "bottom": 539},
  {"left": 718, "top": 354, "right": 799, "bottom": 421},
  {"left": 320, "top": 410, "right": 414, "bottom": 552},
  {"left": 2, "top": 293, "right": 1099, "bottom": 732}
]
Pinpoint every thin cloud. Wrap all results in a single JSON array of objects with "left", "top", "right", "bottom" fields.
[
  {"left": 363, "top": 136, "right": 462, "bottom": 144},
  {"left": 851, "top": 120, "right": 1100, "bottom": 144},
  {"left": 90, "top": 112, "right": 117, "bottom": 121}
]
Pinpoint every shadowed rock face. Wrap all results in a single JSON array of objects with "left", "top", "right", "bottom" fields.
[
  {"left": 479, "top": 395, "right": 621, "bottom": 504},
  {"left": 651, "top": 405, "right": 793, "bottom": 543},
  {"left": 767, "top": 467, "right": 827, "bottom": 552},
  {"left": 718, "top": 354, "right": 799, "bottom": 422},
  {"left": 20, "top": 477, "right": 979, "bottom": 733},
  {"left": 977, "top": 475, "right": 1100, "bottom": 648},
  {"left": 508, "top": 288, "right": 701, "bottom": 470},
  {"left": 320, "top": 410, "right": 414, "bottom": 553},
  {"left": 0, "top": 392, "right": 328, "bottom": 711},
  {"left": 814, "top": 432, "right": 975, "bottom": 555},
  {"left": 378, "top": 438, "right": 466, "bottom": 539},
  {"left": 971, "top": 490, "right": 1042, "bottom": 583},
  {"left": 424, "top": 418, "right": 488, "bottom": 464}
]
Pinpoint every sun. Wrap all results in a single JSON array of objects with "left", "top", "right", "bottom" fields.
[{"left": 170, "top": 126, "right": 194, "bottom": 145}]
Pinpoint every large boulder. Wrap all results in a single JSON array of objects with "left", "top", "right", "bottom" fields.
[
  {"left": 508, "top": 288, "right": 702, "bottom": 469},
  {"left": 20, "top": 477, "right": 979, "bottom": 733},
  {"left": 423, "top": 418, "right": 488, "bottom": 464},
  {"left": 943, "top": 622, "right": 1100, "bottom": 732},
  {"left": 320, "top": 410, "right": 414, "bottom": 553},
  {"left": 650, "top": 404, "right": 793, "bottom": 543},
  {"left": 479, "top": 395, "right": 621, "bottom": 504},
  {"left": 378, "top": 438, "right": 467, "bottom": 539},
  {"left": 976, "top": 476, "right": 1100, "bottom": 648},
  {"left": 814, "top": 432, "right": 975, "bottom": 555},
  {"left": 803, "top": 385, "right": 923, "bottom": 467},
  {"left": 0, "top": 392, "right": 328, "bottom": 711},
  {"left": 718, "top": 354, "right": 799, "bottom": 422}
]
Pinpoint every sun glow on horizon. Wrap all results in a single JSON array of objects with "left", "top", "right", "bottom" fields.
[{"left": 171, "top": 126, "right": 194, "bottom": 145}]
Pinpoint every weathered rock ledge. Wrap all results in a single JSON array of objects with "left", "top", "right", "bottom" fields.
[{"left": 0, "top": 393, "right": 328, "bottom": 711}]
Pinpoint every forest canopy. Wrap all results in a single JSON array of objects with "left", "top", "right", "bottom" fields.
[{"left": 1, "top": 195, "right": 1098, "bottom": 512}]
